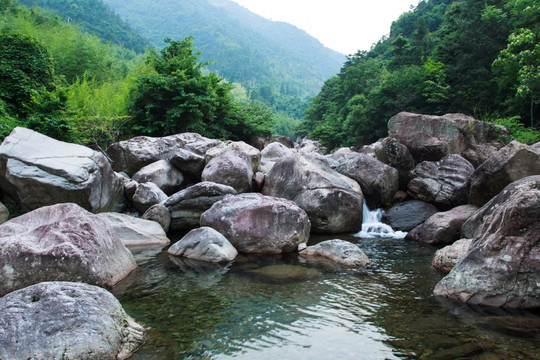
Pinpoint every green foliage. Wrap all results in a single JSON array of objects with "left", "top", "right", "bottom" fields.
[
  {"left": 302, "top": 0, "right": 539, "bottom": 150},
  {"left": 488, "top": 116, "right": 540, "bottom": 144},
  {"left": 130, "top": 37, "right": 271, "bottom": 141},
  {"left": 17, "top": 0, "right": 150, "bottom": 53}
]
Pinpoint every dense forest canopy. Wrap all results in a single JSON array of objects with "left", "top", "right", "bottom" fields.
[{"left": 299, "top": 0, "right": 539, "bottom": 149}]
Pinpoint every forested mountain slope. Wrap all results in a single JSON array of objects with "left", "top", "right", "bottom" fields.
[
  {"left": 102, "top": 0, "right": 346, "bottom": 117},
  {"left": 17, "top": 0, "right": 150, "bottom": 53},
  {"left": 300, "top": 0, "right": 539, "bottom": 149}
]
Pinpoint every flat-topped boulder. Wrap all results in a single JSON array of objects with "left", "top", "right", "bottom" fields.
[
  {"left": 98, "top": 212, "right": 170, "bottom": 249},
  {"left": 263, "top": 153, "right": 363, "bottom": 233},
  {"left": 434, "top": 176, "right": 540, "bottom": 308},
  {"left": 107, "top": 132, "right": 221, "bottom": 176},
  {"left": 168, "top": 227, "right": 238, "bottom": 262},
  {"left": 0, "top": 203, "right": 137, "bottom": 296},
  {"left": 165, "top": 182, "right": 237, "bottom": 230},
  {"left": 0, "top": 127, "right": 125, "bottom": 213},
  {"left": 469, "top": 140, "right": 540, "bottom": 206},
  {"left": 200, "top": 193, "right": 310, "bottom": 254},
  {"left": 408, "top": 154, "right": 474, "bottom": 209},
  {"left": 0, "top": 281, "right": 145, "bottom": 360},
  {"left": 388, "top": 112, "right": 507, "bottom": 164},
  {"left": 299, "top": 239, "right": 370, "bottom": 268}
]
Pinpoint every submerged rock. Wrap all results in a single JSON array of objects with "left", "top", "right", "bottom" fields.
[
  {"left": 168, "top": 227, "right": 238, "bottom": 262},
  {"left": 0, "top": 203, "right": 137, "bottom": 296},
  {"left": 263, "top": 153, "right": 363, "bottom": 233},
  {"left": 0, "top": 127, "right": 125, "bottom": 213},
  {"left": 299, "top": 239, "right": 370, "bottom": 268},
  {"left": 200, "top": 193, "right": 310, "bottom": 254},
  {"left": 0, "top": 281, "right": 145, "bottom": 360},
  {"left": 247, "top": 264, "right": 322, "bottom": 283},
  {"left": 434, "top": 176, "right": 540, "bottom": 308}
]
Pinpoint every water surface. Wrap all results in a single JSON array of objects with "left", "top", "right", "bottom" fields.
[{"left": 114, "top": 234, "right": 540, "bottom": 359}]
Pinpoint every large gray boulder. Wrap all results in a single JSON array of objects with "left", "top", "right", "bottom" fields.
[
  {"left": 469, "top": 140, "right": 540, "bottom": 206},
  {"left": 142, "top": 203, "right": 171, "bottom": 232},
  {"left": 381, "top": 200, "right": 439, "bottom": 232},
  {"left": 333, "top": 150, "right": 399, "bottom": 208},
  {"left": 0, "top": 281, "right": 145, "bottom": 360},
  {"left": 132, "top": 159, "right": 184, "bottom": 195},
  {"left": 0, "top": 201, "right": 8, "bottom": 224},
  {"left": 383, "top": 137, "right": 416, "bottom": 189},
  {"left": 168, "top": 227, "right": 238, "bottom": 262},
  {"left": 299, "top": 239, "right": 370, "bottom": 268},
  {"left": 168, "top": 148, "right": 206, "bottom": 180},
  {"left": 432, "top": 238, "right": 473, "bottom": 273},
  {"left": 165, "top": 182, "right": 237, "bottom": 230},
  {"left": 388, "top": 112, "right": 507, "bottom": 164},
  {"left": 200, "top": 193, "right": 311, "bottom": 254},
  {"left": 407, "top": 154, "right": 474, "bottom": 209},
  {"left": 205, "top": 140, "right": 261, "bottom": 173},
  {"left": 98, "top": 212, "right": 170, "bottom": 249},
  {"left": 405, "top": 205, "right": 479, "bottom": 245},
  {"left": 0, "top": 203, "right": 137, "bottom": 296},
  {"left": 261, "top": 142, "right": 296, "bottom": 174},
  {"left": 434, "top": 176, "right": 540, "bottom": 308},
  {"left": 107, "top": 132, "right": 221, "bottom": 176},
  {"left": 201, "top": 150, "right": 253, "bottom": 193},
  {"left": 263, "top": 153, "right": 363, "bottom": 233},
  {"left": 132, "top": 182, "right": 168, "bottom": 214},
  {"left": 0, "top": 127, "right": 125, "bottom": 213}
]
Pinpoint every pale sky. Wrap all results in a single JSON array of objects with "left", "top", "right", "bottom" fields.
[{"left": 231, "top": 0, "right": 417, "bottom": 55}]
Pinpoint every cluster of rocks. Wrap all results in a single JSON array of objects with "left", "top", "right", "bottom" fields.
[{"left": 0, "top": 110, "right": 538, "bottom": 357}]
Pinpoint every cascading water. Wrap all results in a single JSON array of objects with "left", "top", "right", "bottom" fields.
[{"left": 355, "top": 201, "right": 407, "bottom": 239}]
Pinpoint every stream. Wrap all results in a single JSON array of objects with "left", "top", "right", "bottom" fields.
[{"left": 114, "top": 207, "right": 540, "bottom": 359}]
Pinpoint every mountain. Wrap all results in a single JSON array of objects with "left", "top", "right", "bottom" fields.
[
  {"left": 102, "top": 0, "right": 346, "bottom": 114},
  {"left": 16, "top": 0, "right": 151, "bottom": 53}
]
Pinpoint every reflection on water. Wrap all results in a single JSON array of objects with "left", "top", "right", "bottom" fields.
[{"left": 113, "top": 234, "right": 540, "bottom": 360}]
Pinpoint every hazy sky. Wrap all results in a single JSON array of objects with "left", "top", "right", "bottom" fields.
[{"left": 231, "top": 0, "right": 417, "bottom": 55}]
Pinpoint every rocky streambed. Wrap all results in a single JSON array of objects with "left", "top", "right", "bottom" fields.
[{"left": 0, "top": 112, "right": 539, "bottom": 359}]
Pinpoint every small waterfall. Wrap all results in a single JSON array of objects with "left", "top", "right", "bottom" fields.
[{"left": 355, "top": 201, "right": 407, "bottom": 239}]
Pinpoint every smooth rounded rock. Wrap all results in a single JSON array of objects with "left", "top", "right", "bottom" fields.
[
  {"left": 142, "top": 203, "right": 171, "bottom": 232},
  {"left": 299, "top": 239, "right": 370, "bottom": 268},
  {"left": 382, "top": 200, "right": 438, "bottom": 231},
  {"left": 200, "top": 193, "right": 311, "bottom": 254},
  {"left": 201, "top": 150, "right": 253, "bottom": 193},
  {"left": 132, "top": 159, "right": 184, "bottom": 195},
  {"left": 0, "top": 281, "right": 146, "bottom": 360},
  {"left": 432, "top": 238, "right": 473, "bottom": 273},
  {"left": 168, "top": 227, "right": 238, "bottom": 262},
  {"left": 132, "top": 182, "right": 168, "bottom": 214}
]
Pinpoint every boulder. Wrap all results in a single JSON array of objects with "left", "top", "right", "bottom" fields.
[
  {"left": 168, "top": 227, "right": 238, "bottom": 262},
  {"left": 407, "top": 154, "right": 474, "bottom": 209},
  {"left": 263, "top": 153, "right": 364, "bottom": 233},
  {"left": 295, "top": 137, "right": 327, "bottom": 154},
  {"left": 383, "top": 137, "right": 416, "bottom": 189},
  {"left": 382, "top": 200, "right": 439, "bottom": 232},
  {"left": 0, "top": 127, "right": 125, "bottom": 213},
  {"left": 201, "top": 150, "right": 253, "bottom": 193},
  {"left": 0, "top": 281, "right": 145, "bottom": 360},
  {"left": 142, "top": 203, "right": 171, "bottom": 232},
  {"left": 205, "top": 140, "right": 261, "bottom": 173},
  {"left": 132, "top": 182, "right": 168, "bottom": 214},
  {"left": 333, "top": 151, "right": 399, "bottom": 208},
  {"left": 388, "top": 112, "right": 507, "bottom": 164},
  {"left": 299, "top": 239, "right": 370, "bottom": 268},
  {"left": 405, "top": 205, "right": 478, "bottom": 245},
  {"left": 200, "top": 193, "right": 311, "bottom": 254},
  {"left": 132, "top": 159, "right": 184, "bottom": 195},
  {"left": 261, "top": 142, "right": 296, "bottom": 174},
  {"left": 434, "top": 176, "right": 540, "bottom": 308},
  {"left": 107, "top": 132, "right": 221, "bottom": 176},
  {"left": 469, "top": 140, "right": 540, "bottom": 206},
  {"left": 0, "top": 201, "right": 8, "bottom": 224},
  {"left": 432, "top": 238, "right": 473, "bottom": 273},
  {"left": 98, "top": 212, "right": 170, "bottom": 249},
  {"left": 168, "top": 148, "right": 205, "bottom": 180},
  {"left": 165, "top": 182, "right": 237, "bottom": 230},
  {"left": 254, "top": 134, "right": 294, "bottom": 150},
  {"left": 124, "top": 180, "right": 138, "bottom": 202},
  {"left": 0, "top": 203, "right": 137, "bottom": 296}
]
